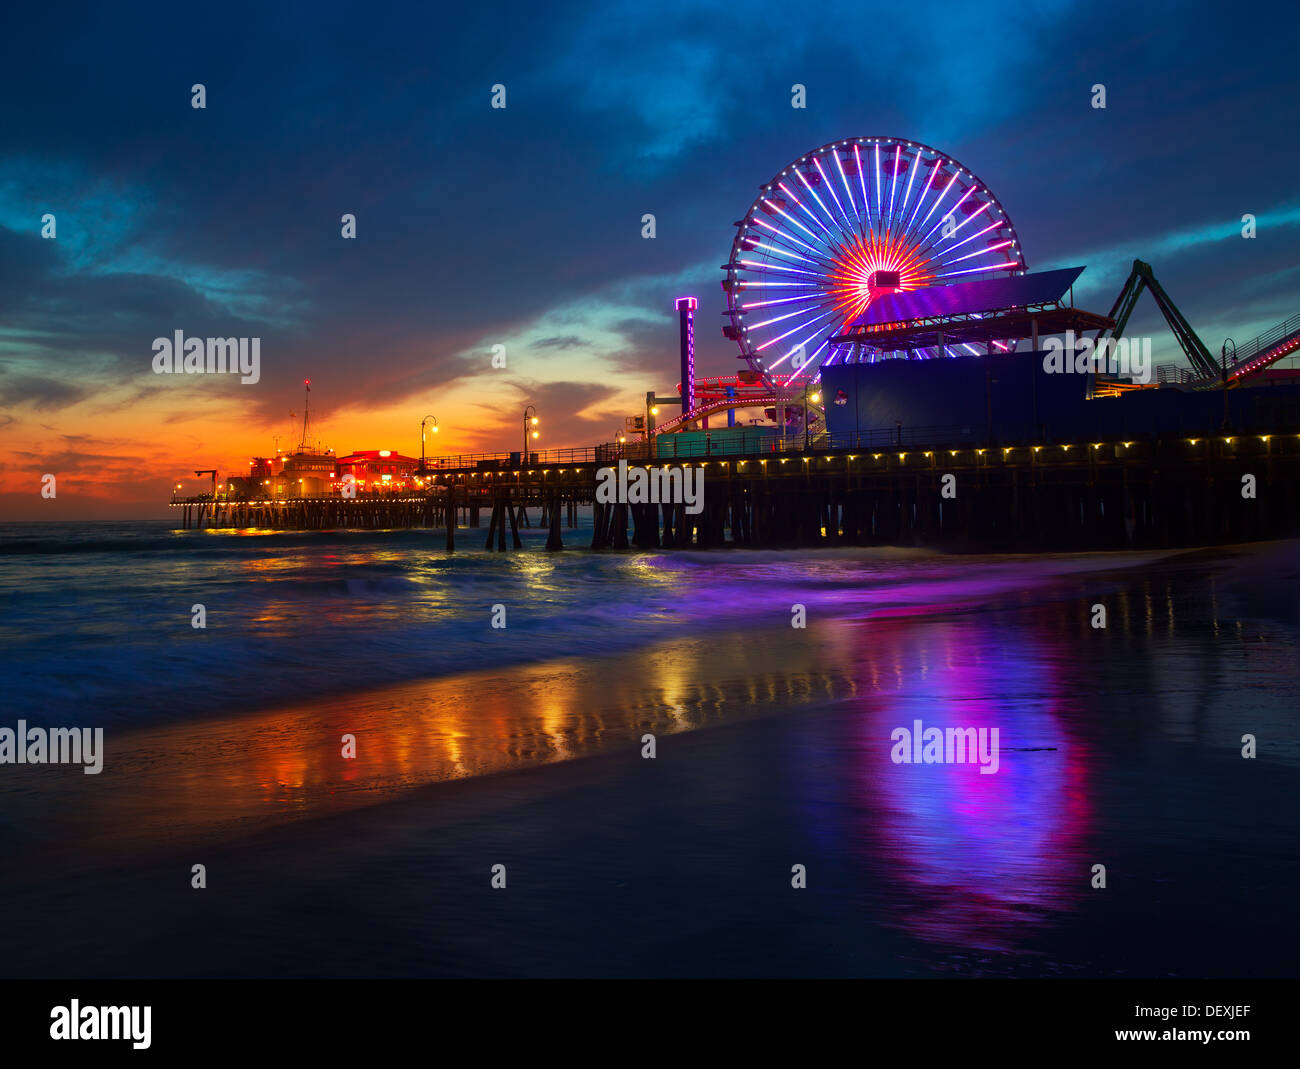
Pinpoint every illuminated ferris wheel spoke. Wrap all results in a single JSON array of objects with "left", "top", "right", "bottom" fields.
[
  {"left": 896, "top": 149, "right": 920, "bottom": 232},
  {"left": 933, "top": 261, "right": 1020, "bottom": 281},
  {"left": 938, "top": 219, "right": 1000, "bottom": 256},
  {"left": 920, "top": 185, "right": 977, "bottom": 245},
  {"left": 739, "top": 260, "right": 827, "bottom": 282},
  {"left": 854, "top": 145, "right": 869, "bottom": 233},
  {"left": 764, "top": 197, "right": 823, "bottom": 244},
  {"left": 749, "top": 304, "right": 830, "bottom": 330},
  {"left": 873, "top": 145, "right": 882, "bottom": 233},
  {"left": 778, "top": 182, "right": 834, "bottom": 241},
  {"left": 794, "top": 169, "right": 835, "bottom": 224},
  {"left": 886, "top": 145, "right": 901, "bottom": 233},
  {"left": 904, "top": 161, "right": 940, "bottom": 234},
  {"left": 741, "top": 292, "right": 833, "bottom": 312},
  {"left": 748, "top": 239, "right": 823, "bottom": 267},
  {"left": 738, "top": 258, "right": 821, "bottom": 277},
  {"left": 743, "top": 286, "right": 821, "bottom": 303},
  {"left": 863, "top": 146, "right": 877, "bottom": 234},
  {"left": 834, "top": 152, "right": 861, "bottom": 226},
  {"left": 752, "top": 218, "right": 833, "bottom": 263},
  {"left": 774, "top": 315, "right": 839, "bottom": 377},
  {"left": 788, "top": 352, "right": 829, "bottom": 388},
  {"left": 914, "top": 170, "right": 960, "bottom": 239},
  {"left": 791, "top": 174, "right": 848, "bottom": 244},
  {"left": 947, "top": 240, "right": 1014, "bottom": 267},
  {"left": 929, "top": 198, "right": 989, "bottom": 249},
  {"left": 814, "top": 157, "right": 851, "bottom": 234},
  {"left": 790, "top": 338, "right": 831, "bottom": 377},
  {"left": 760, "top": 304, "right": 841, "bottom": 356}
]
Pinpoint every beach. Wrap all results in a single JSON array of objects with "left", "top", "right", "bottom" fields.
[{"left": 1, "top": 532, "right": 1297, "bottom": 976}]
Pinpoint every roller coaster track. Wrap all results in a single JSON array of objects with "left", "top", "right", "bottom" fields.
[
  {"left": 654, "top": 374, "right": 820, "bottom": 434},
  {"left": 1219, "top": 311, "right": 1300, "bottom": 382},
  {"left": 1099, "top": 259, "right": 1300, "bottom": 388}
]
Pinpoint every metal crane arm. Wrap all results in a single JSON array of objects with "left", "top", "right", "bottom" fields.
[{"left": 1099, "top": 260, "right": 1220, "bottom": 379}]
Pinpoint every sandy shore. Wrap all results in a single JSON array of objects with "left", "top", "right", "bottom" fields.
[
  {"left": 3, "top": 545, "right": 1298, "bottom": 977},
  {"left": 3, "top": 676, "right": 1296, "bottom": 977},
  {"left": 1, "top": 617, "right": 873, "bottom": 864}
]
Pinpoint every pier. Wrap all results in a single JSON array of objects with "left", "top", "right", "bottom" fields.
[{"left": 170, "top": 428, "right": 1300, "bottom": 551}]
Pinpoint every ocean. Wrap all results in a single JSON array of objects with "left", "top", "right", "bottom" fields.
[{"left": 1, "top": 521, "right": 1297, "bottom": 976}]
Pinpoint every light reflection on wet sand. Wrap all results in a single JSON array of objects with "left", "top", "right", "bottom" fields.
[
  {"left": 4, "top": 544, "right": 1297, "bottom": 973},
  {"left": 3, "top": 622, "right": 865, "bottom": 860}
]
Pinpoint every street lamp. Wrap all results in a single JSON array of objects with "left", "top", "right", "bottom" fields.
[
  {"left": 523, "top": 405, "right": 540, "bottom": 460},
  {"left": 1220, "top": 340, "right": 1234, "bottom": 430},
  {"left": 420, "top": 415, "right": 439, "bottom": 470},
  {"left": 803, "top": 380, "right": 821, "bottom": 449}
]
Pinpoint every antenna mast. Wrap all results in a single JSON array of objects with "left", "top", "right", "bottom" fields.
[{"left": 298, "top": 379, "right": 312, "bottom": 452}]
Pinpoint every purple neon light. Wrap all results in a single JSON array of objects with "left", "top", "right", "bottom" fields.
[
  {"left": 887, "top": 144, "right": 901, "bottom": 231},
  {"left": 855, "top": 145, "right": 868, "bottom": 230},
  {"left": 874, "top": 144, "right": 881, "bottom": 234},
  {"left": 898, "top": 147, "right": 920, "bottom": 231},
  {"left": 835, "top": 150, "right": 860, "bottom": 227}
]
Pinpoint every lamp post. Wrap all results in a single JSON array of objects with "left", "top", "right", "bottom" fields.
[
  {"left": 523, "top": 405, "right": 540, "bottom": 461},
  {"left": 1220, "top": 340, "right": 1234, "bottom": 431},
  {"left": 420, "top": 415, "right": 439, "bottom": 471},
  {"left": 803, "top": 380, "right": 821, "bottom": 450}
]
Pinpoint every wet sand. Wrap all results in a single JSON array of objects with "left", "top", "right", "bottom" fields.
[
  {"left": 1, "top": 619, "right": 871, "bottom": 862},
  {"left": 3, "top": 681, "right": 1296, "bottom": 978},
  {"left": 3, "top": 545, "right": 1298, "bottom": 976}
]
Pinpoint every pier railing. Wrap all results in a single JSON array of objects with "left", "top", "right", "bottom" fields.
[
  {"left": 1224, "top": 311, "right": 1300, "bottom": 378},
  {"left": 410, "top": 425, "right": 974, "bottom": 469}
]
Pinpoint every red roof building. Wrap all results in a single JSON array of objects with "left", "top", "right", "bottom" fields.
[{"left": 334, "top": 450, "right": 420, "bottom": 491}]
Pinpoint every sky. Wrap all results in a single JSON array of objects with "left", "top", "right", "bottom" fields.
[{"left": 2, "top": 0, "right": 1298, "bottom": 519}]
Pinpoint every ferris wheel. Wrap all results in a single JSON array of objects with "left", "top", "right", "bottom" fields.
[{"left": 722, "top": 138, "right": 1027, "bottom": 392}]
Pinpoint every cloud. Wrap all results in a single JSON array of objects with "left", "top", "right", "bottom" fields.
[
  {"left": 2, "top": 0, "right": 1300, "bottom": 518},
  {"left": 530, "top": 335, "right": 587, "bottom": 350},
  {"left": 0, "top": 374, "right": 90, "bottom": 411}
]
